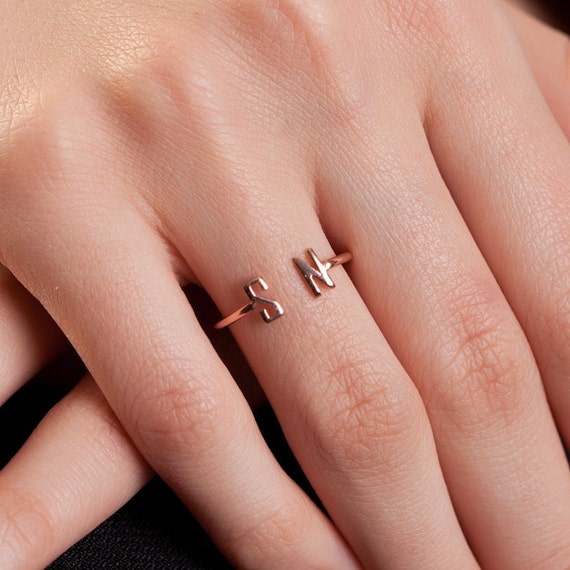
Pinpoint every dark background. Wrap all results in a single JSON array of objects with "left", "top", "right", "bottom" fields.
[{"left": 542, "top": 0, "right": 570, "bottom": 30}]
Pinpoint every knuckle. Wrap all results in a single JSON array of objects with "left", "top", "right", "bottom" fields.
[
  {"left": 0, "top": 81, "right": 109, "bottom": 219},
  {"left": 246, "top": 0, "right": 376, "bottom": 132},
  {"left": 224, "top": 0, "right": 338, "bottom": 58},
  {"left": 138, "top": 0, "right": 363, "bottom": 143},
  {"left": 0, "top": 86, "right": 113, "bottom": 269},
  {"left": 100, "top": 29, "right": 262, "bottom": 209},
  {"left": 0, "top": 485, "right": 56, "bottom": 566},
  {"left": 130, "top": 365, "right": 236, "bottom": 461},
  {"left": 429, "top": 281, "right": 532, "bottom": 429},
  {"left": 327, "top": 366, "right": 408, "bottom": 450},
  {"left": 305, "top": 339, "right": 420, "bottom": 473}
]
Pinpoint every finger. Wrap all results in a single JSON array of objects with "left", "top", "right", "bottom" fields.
[
  {"left": 0, "top": 266, "right": 68, "bottom": 404},
  {"left": 404, "top": 3, "right": 570, "bottom": 565},
  {"left": 144, "top": 101, "right": 479, "bottom": 568},
  {"left": 425, "top": 1, "right": 570, "bottom": 448},
  {"left": 0, "top": 107, "right": 358, "bottom": 568},
  {"left": 0, "top": 376, "right": 152, "bottom": 569},
  {"left": 315, "top": 2, "right": 570, "bottom": 566},
  {"left": 505, "top": 3, "right": 570, "bottom": 137},
  {"left": 177, "top": 199, "right": 478, "bottom": 568},
  {"left": 320, "top": 101, "right": 570, "bottom": 568}
]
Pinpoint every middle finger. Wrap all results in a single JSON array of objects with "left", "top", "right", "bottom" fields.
[{"left": 166, "top": 162, "right": 477, "bottom": 567}]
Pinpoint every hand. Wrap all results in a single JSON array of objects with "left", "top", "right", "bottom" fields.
[{"left": 1, "top": 1, "right": 570, "bottom": 568}]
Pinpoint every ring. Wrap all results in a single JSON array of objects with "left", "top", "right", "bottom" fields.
[
  {"left": 293, "top": 248, "right": 352, "bottom": 296},
  {"left": 215, "top": 277, "right": 284, "bottom": 329}
]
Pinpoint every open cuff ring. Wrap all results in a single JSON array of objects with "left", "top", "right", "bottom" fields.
[{"left": 214, "top": 248, "right": 352, "bottom": 329}]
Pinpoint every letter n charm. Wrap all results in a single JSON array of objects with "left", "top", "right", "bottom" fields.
[{"left": 293, "top": 248, "right": 336, "bottom": 296}]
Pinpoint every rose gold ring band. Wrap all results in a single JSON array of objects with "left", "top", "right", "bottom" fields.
[
  {"left": 214, "top": 277, "right": 284, "bottom": 329},
  {"left": 214, "top": 248, "right": 352, "bottom": 329}
]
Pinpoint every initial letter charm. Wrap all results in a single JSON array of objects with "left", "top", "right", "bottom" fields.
[
  {"left": 244, "top": 277, "right": 284, "bottom": 323},
  {"left": 293, "top": 248, "right": 336, "bottom": 296}
]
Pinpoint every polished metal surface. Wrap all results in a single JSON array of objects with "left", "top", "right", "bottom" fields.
[
  {"left": 215, "top": 277, "right": 284, "bottom": 329},
  {"left": 293, "top": 248, "right": 352, "bottom": 296}
]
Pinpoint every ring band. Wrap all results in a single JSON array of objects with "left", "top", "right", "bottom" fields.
[
  {"left": 215, "top": 247, "right": 352, "bottom": 329},
  {"left": 293, "top": 248, "right": 352, "bottom": 296},
  {"left": 215, "top": 277, "right": 284, "bottom": 329}
]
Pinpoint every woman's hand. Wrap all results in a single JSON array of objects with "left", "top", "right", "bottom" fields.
[{"left": 1, "top": 1, "right": 570, "bottom": 568}]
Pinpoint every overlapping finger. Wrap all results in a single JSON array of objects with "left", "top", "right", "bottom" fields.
[
  {"left": 321, "top": 105, "right": 570, "bottom": 568},
  {"left": 0, "top": 376, "right": 151, "bottom": 569}
]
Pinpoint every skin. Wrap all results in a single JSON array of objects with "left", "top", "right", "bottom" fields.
[{"left": 1, "top": 0, "right": 570, "bottom": 568}]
